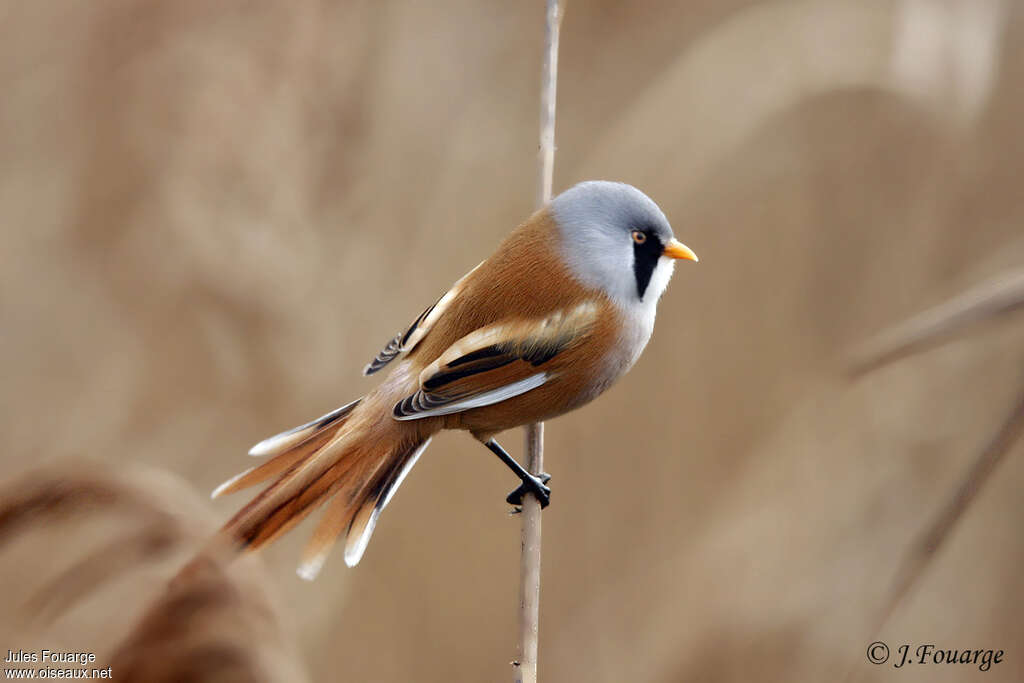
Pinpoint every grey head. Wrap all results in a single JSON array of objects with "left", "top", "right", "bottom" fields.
[{"left": 550, "top": 181, "right": 694, "bottom": 309}]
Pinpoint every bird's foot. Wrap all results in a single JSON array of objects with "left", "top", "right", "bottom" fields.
[{"left": 506, "top": 472, "right": 551, "bottom": 509}]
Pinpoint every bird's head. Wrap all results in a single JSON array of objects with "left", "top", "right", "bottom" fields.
[{"left": 550, "top": 180, "right": 697, "bottom": 308}]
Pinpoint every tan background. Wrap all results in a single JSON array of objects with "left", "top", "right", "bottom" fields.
[{"left": 1, "top": 1, "right": 1022, "bottom": 681}]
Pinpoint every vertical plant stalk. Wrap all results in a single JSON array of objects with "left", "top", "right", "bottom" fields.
[{"left": 517, "top": 2, "right": 561, "bottom": 683}]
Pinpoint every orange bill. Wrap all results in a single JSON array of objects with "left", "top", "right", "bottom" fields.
[{"left": 663, "top": 239, "right": 699, "bottom": 262}]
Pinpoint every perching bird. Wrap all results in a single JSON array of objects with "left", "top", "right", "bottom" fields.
[{"left": 212, "top": 181, "right": 698, "bottom": 579}]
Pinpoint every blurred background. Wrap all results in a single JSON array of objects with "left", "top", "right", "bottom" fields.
[{"left": 1, "top": 0, "right": 1022, "bottom": 681}]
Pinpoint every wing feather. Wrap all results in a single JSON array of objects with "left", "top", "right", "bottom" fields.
[
  {"left": 393, "top": 301, "right": 599, "bottom": 420},
  {"left": 363, "top": 262, "right": 483, "bottom": 375}
]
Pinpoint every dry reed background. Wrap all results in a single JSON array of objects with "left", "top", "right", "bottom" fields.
[{"left": 1, "top": 1, "right": 1023, "bottom": 681}]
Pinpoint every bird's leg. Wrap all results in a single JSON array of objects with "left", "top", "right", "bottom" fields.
[{"left": 483, "top": 439, "right": 551, "bottom": 508}]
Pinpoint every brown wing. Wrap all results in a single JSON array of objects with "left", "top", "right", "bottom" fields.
[
  {"left": 392, "top": 302, "right": 599, "bottom": 420},
  {"left": 363, "top": 262, "right": 483, "bottom": 375}
]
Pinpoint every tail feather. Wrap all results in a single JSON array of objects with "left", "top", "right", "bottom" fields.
[
  {"left": 295, "top": 437, "right": 432, "bottom": 578},
  {"left": 211, "top": 426, "right": 336, "bottom": 500},
  {"left": 247, "top": 398, "right": 361, "bottom": 458},
  {"left": 214, "top": 399, "right": 433, "bottom": 578},
  {"left": 297, "top": 488, "right": 358, "bottom": 581},
  {"left": 241, "top": 449, "right": 366, "bottom": 550},
  {"left": 342, "top": 436, "right": 431, "bottom": 566}
]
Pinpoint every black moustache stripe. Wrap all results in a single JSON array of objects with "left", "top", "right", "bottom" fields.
[{"left": 633, "top": 234, "right": 663, "bottom": 299}]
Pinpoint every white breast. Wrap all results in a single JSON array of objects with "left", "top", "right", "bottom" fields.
[
  {"left": 617, "top": 299, "right": 657, "bottom": 371},
  {"left": 607, "top": 255, "right": 674, "bottom": 378}
]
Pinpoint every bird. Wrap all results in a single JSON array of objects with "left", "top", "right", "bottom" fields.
[{"left": 211, "top": 180, "right": 698, "bottom": 579}]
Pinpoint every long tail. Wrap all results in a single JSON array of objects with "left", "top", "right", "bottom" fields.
[{"left": 211, "top": 398, "right": 431, "bottom": 579}]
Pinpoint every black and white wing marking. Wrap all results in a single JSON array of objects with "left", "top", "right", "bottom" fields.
[
  {"left": 393, "top": 302, "right": 599, "bottom": 420},
  {"left": 363, "top": 303, "right": 435, "bottom": 375},
  {"left": 363, "top": 262, "right": 482, "bottom": 376}
]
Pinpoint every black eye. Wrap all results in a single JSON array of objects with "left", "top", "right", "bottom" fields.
[{"left": 631, "top": 230, "right": 647, "bottom": 245}]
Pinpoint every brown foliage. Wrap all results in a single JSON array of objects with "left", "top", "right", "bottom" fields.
[{"left": 0, "top": 462, "right": 305, "bottom": 682}]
